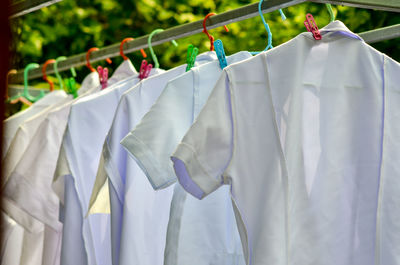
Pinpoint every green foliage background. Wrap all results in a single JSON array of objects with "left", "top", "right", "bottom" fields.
[{"left": 10, "top": 0, "right": 400, "bottom": 85}]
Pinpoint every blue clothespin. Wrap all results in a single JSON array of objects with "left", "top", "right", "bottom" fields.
[{"left": 214, "top": 39, "right": 227, "bottom": 69}]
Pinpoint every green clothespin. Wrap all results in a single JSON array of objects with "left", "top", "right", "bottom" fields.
[
  {"left": 54, "top": 56, "right": 78, "bottom": 98},
  {"left": 186, "top": 44, "right": 199, "bottom": 72},
  {"left": 65, "top": 67, "right": 78, "bottom": 98}
]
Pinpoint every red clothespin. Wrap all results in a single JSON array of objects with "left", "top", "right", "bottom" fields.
[
  {"left": 139, "top": 60, "right": 152, "bottom": 80},
  {"left": 97, "top": 66, "right": 109, "bottom": 89},
  {"left": 304, "top": 13, "right": 322, "bottom": 40}
]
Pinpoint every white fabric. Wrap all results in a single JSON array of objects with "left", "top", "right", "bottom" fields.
[
  {"left": 2, "top": 90, "right": 71, "bottom": 187},
  {"left": 1, "top": 212, "right": 23, "bottom": 265},
  {"left": 120, "top": 51, "right": 250, "bottom": 265},
  {"left": 1, "top": 71, "right": 99, "bottom": 265},
  {"left": 1, "top": 90, "right": 71, "bottom": 265},
  {"left": 88, "top": 51, "right": 217, "bottom": 265},
  {"left": 3, "top": 90, "right": 70, "bottom": 157},
  {"left": 4, "top": 103, "right": 75, "bottom": 265},
  {"left": 55, "top": 60, "right": 152, "bottom": 265},
  {"left": 172, "top": 21, "right": 400, "bottom": 265},
  {"left": 2, "top": 70, "right": 100, "bottom": 187}
]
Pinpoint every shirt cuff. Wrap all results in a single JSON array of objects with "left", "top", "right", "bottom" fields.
[
  {"left": 121, "top": 132, "right": 177, "bottom": 190},
  {"left": 171, "top": 143, "right": 222, "bottom": 200}
]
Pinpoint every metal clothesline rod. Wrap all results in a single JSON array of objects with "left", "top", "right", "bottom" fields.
[
  {"left": 310, "top": 0, "right": 400, "bottom": 13},
  {"left": 359, "top": 23, "right": 400, "bottom": 44},
  {"left": 8, "top": 0, "right": 400, "bottom": 84},
  {"left": 10, "top": 0, "right": 63, "bottom": 19}
]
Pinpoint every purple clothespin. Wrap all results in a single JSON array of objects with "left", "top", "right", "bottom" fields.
[
  {"left": 97, "top": 66, "right": 109, "bottom": 89},
  {"left": 139, "top": 60, "right": 153, "bottom": 80}
]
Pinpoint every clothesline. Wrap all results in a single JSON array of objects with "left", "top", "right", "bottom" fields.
[
  {"left": 9, "top": 0, "right": 63, "bottom": 19},
  {"left": 8, "top": 0, "right": 400, "bottom": 84}
]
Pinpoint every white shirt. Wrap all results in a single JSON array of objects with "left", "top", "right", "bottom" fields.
[
  {"left": 55, "top": 60, "right": 157, "bottom": 265},
  {"left": 1, "top": 90, "right": 72, "bottom": 265},
  {"left": 2, "top": 72, "right": 99, "bottom": 187},
  {"left": 4, "top": 103, "right": 72, "bottom": 265},
  {"left": 120, "top": 52, "right": 250, "bottom": 265},
  {"left": 2, "top": 90, "right": 72, "bottom": 187},
  {"left": 2, "top": 90, "right": 71, "bottom": 265},
  {"left": 89, "top": 52, "right": 217, "bottom": 265},
  {"left": 2, "top": 70, "right": 100, "bottom": 188},
  {"left": 3, "top": 90, "right": 70, "bottom": 157},
  {"left": 172, "top": 21, "right": 400, "bottom": 265},
  {"left": 2, "top": 71, "right": 100, "bottom": 265}
]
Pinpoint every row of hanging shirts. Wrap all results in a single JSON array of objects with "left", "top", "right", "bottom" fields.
[{"left": 3, "top": 2, "right": 400, "bottom": 265}]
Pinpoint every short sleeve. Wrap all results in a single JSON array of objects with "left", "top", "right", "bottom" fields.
[
  {"left": 171, "top": 70, "right": 234, "bottom": 199},
  {"left": 120, "top": 74, "right": 194, "bottom": 189}
]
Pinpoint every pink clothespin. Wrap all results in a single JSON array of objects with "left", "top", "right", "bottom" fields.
[
  {"left": 97, "top": 66, "right": 109, "bottom": 89},
  {"left": 139, "top": 60, "right": 153, "bottom": 80},
  {"left": 304, "top": 13, "right": 322, "bottom": 40}
]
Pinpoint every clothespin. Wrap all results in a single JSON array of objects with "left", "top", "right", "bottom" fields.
[
  {"left": 139, "top": 60, "right": 152, "bottom": 80},
  {"left": 214, "top": 39, "right": 228, "bottom": 69},
  {"left": 97, "top": 66, "right": 109, "bottom": 89},
  {"left": 66, "top": 77, "right": 78, "bottom": 98},
  {"left": 64, "top": 66, "right": 78, "bottom": 98},
  {"left": 304, "top": 13, "right": 322, "bottom": 40},
  {"left": 186, "top": 44, "right": 199, "bottom": 72}
]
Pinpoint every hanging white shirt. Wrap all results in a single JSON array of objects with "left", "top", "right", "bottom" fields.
[
  {"left": 88, "top": 51, "right": 217, "bottom": 265},
  {"left": 4, "top": 102, "right": 73, "bottom": 265},
  {"left": 54, "top": 60, "right": 156, "bottom": 265},
  {"left": 2, "top": 71, "right": 100, "bottom": 265},
  {"left": 3, "top": 90, "right": 70, "bottom": 157},
  {"left": 2, "top": 89, "right": 71, "bottom": 265},
  {"left": 2, "top": 70, "right": 100, "bottom": 187},
  {"left": 2, "top": 90, "right": 72, "bottom": 187},
  {"left": 171, "top": 21, "right": 400, "bottom": 265},
  {"left": 120, "top": 51, "right": 251, "bottom": 265},
  {"left": 1, "top": 90, "right": 72, "bottom": 265}
]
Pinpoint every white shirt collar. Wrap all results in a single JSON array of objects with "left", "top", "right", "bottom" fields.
[
  {"left": 303, "top": 20, "right": 362, "bottom": 41},
  {"left": 34, "top": 90, "right": 69, "bottom": 107},
  {"left": 78, "top": 71, "right": 100, "bottom": 95}
]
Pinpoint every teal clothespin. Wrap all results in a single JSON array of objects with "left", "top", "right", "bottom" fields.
[
  {"left": 186, "top": 44, "right": 199, "bottom": 72},
  {"left": 214, "top": 40, "right": 227, "bottom": 69}
]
